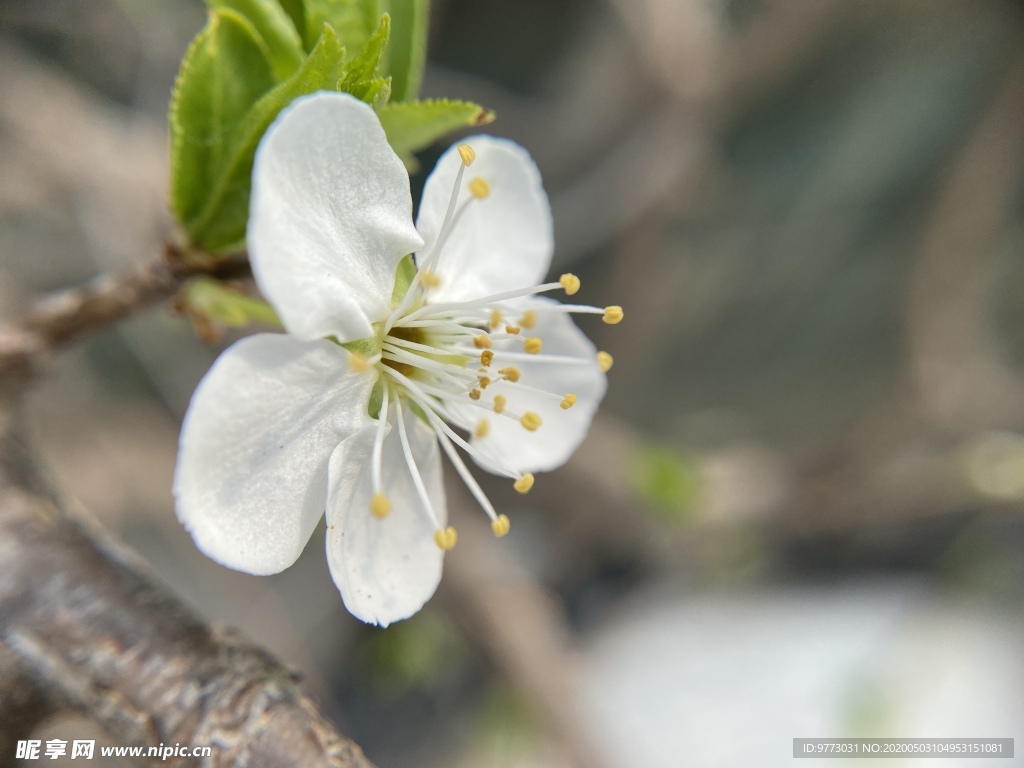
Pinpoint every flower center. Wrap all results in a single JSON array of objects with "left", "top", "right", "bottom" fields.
[
  {"left": 379, "top": 325, "right": 426, "bottom": 378},
  {"left": 364, "top": 144, "right": 622, "bottom": 549}
]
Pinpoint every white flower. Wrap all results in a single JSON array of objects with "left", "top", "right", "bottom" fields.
[{"left": 174, "top": 92, "right": 620, "bottom": 627}]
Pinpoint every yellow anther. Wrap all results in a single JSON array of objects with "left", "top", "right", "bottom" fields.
[
  {"left": 559, "top": 273, "right": 581, "bottom": 295},
  {"left": 480, "top": 349, "right": 494, "bottom": 366},
  {"left": 421, "top": 270, "right": 442, "bottom": 288},
  {"left": 457, "top": 143, "right": 476, "bottom": 166},
  {"left": 493, "top": 394, "right": 507, "bottom": 414},
  {"left": 479, "top": 376, "right": 492, "bottom": 389},
  {"left": 519, "top": 310, "right": 538, "bottom": 329},
  {"left": 597, "top": 351, "right": 613, "bottom": 372},
  {"left": 498, "top": 367, "right": 521, "bottom": 383},
  {"left": 505, "top": 325, "right": 521, "bottom": 335},
  {"left": 513, "top": 473, "right": 534, "bottom": 494},
  {"left": 434, "top": 526, "right": 458, "bottom": 550},
  {"left": 489, "top": 309, "right": 503, "bottom": 328},
  {"left": 348, "top": 352, "right": 371, "bottom": 372},
  {"left": 469, "top": 176, "right": 491, "bottom": 199},
  {"left": 560, "top": 393, "right": 577, "bottom": 410},
  {"left": 473, "top": 334, "right": 492, "bottom": 349},
  {"left": 469, "top": 388, "right": 482, "bottom": 400},
  {"left": 603, "top": 306, "right": 624, "bottom": 324},
  {"left": 521, "top": 412, "right": 542, "bottom": 431},
  {"left": 475, "top": 418, "right": 490, "bottom": 438},
  {"left": 523, "top": 337, "right": 543, "bottom": 354},
  {"left": 492, "top": 514, "right": 511, "bottom": 537},
  {"left": 371, "top": 493, "right": 391, "bottom": 519}
]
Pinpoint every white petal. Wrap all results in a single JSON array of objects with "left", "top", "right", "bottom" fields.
[
  {"left": 326, "top": 404, "right": 446, "bottom": 627},
  {"left": 174, "top": 334, "right": 376, "bottom": 575},
  {"left": 470, "top": 297, "right": 606, "bottom": 473},
  {"left": 416, "top": 136, "right": 553, "bottom": 303},
  {"left": 249, "top": 92, "right": 424, "bottom": 342}
]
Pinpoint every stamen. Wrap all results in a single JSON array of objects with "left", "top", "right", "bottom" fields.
[
  {"left": 397, "top": 282, "right": 567, "bottom": 325},
  {"left": 498, "top": 367, "right": 521, "bottom": 382},
  {"left": 479, "top": 376, "right": 492, "bottom": 389},
  {"left": 348, "top": 352, "right": 371, "bottom": 372},
  {"left": 423, "top": 411, "right": 503, "bottom": 528},
  {"left": 597, "top": 351, "right": 614, "bottom": 372},
  {"left": 421, "top": 270, "right": 442, "bottom": 288},
  {"left": 559, "top": 273, "right": 581, "bottom": 295},
  {"left": 468, "top": 177, "right": 491, "bottom": 199},
  {"left": 560, "top": 393, "right": 577, "bottom": 410},
  {"left": 457, "top": 143, "right": 476, "bottom": 166},
  {"left": 519, "top": 310, "right": 537, "bottom": 329},
  {"left": 473, "top": 335, "right": 492, "bottom": 349},
  {"left": 492, "top": 351, "right": 593, "bottom": 366},
  {"left": 520, "top": 412, "right": 542, "bottom": 431},
  {"left": 469, "top": 389, "right": 482, "bottom": 400},
  {"left": 384, "top": 367, "right": 524, "bottom": 481},
  {"left": 394, "top": 401, "right": 441, "bottom": 529},
  {"left": 523, "top": 337, "right": 543, "bottom": 354},
  {"left": 502, "top": 379, "right": 570, "bottom": 403},
  {"left": 514, "top": 473, "right": 535, "bottom": 493},
  {"left": 494, "top": 394, "right": 507, "bottom": 414},
  {"left": 489, "top": 309, "right": 503, "bottom": 328},
  {"left": 371, "top": 493, "right": 391, "bottom": 519},
  {"left": 475, "top": 419, "right": 490, "bottom": 438},
  {"left": 434, "top": 526, "right": 458, "bottom": 550},
  {"left": 385, "top": 150, "right": 470, "bottom": 330},
  {"left": 382, "top": 345, "right": 474, "bottom": 380},
  {"left": 505, "top": 325, "right": 521, "bottom": 335},
  {"left": 492, "top": 514, "right": 511, "bottom": 537},
  {"left": 371, "top": 385, "right": 391, "bottom": 497},
  {"left": 384, "top": 334, "right": 476, "bottom": 362},
  {"left": 603, "top": 306, "right": 624, "bottom": 324},
  {"left": 480, "top": 349, "right": 494, "bottom": 366}
]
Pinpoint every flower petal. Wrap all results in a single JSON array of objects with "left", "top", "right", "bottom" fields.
[
  {"left": 326, "top": 403, "right": 446, "bottom": 627},
  {"left": 174, "top": 333, "right": 375, "bottom": 575},
  {"left": 249, "top": 92, "right": 424, "bottom": 342},
  {"left": 416, "top": 136, "right": 553, "bottom": 303},
  {"left": 469, "top": 297, "right": 606, "bottom": 473}
]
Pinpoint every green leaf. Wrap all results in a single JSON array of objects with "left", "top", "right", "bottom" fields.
[
  {"left": 185, "top": 23, "right": 349, "bottom": 252},
  {"left": 277, "top": 0, "right": 305, "bottom": 37},
  {"left": 338, "top": 14, "right": 393, "bottom": 108},
  {"left": 183, "top": 277, "right": 282, "bottom": 327},
  {"left": 377, "top": 98, "right": 495, "bottom": 159},
  {"left": 302, "top": 0, "right": 380, "bottom": 53},
  {"left": 170, "top": 9, "right": 276, "bottom": 239},
  {"left": 209, "top": 0, "right": 305, "bottom": 81},
  {"left": 341, "top": 12, "right": 389, "bottom": 85},
  {"left": 381, "top": 0, "right": 427, "bottom": 101},
  {"left": 343, "top": 74, "right": 390, "bottom": 109}
]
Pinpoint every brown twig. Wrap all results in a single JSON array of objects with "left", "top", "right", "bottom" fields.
[{"left": 0, "top": 249, "right": 249, "bottom": 385}]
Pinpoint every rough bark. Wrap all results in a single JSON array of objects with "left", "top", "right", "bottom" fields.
[{"left": 0, "top": 405, "right": 375, "bottom": 768}]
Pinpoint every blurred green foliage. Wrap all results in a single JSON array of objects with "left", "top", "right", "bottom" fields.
[
  {"left": 628, "top": 442, "right": 702, "bottom": 520},
  {"left": 363, "top": 610, "right": 465, "bottom": 697}
]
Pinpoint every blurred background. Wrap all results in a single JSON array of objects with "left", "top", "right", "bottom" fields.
[{"left": 2, "top": 0, "right": 1024, "bottom": 765}]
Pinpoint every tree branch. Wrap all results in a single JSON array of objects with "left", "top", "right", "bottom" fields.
[
  {"left": 0, "top": 248, "right": 250, "bottom": 385},
  {"left": 0, "top": 408, "right": 375, "bottom": 768}
]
